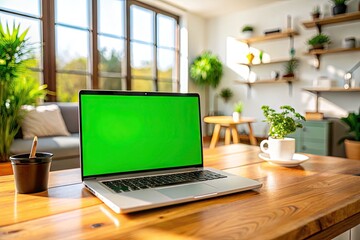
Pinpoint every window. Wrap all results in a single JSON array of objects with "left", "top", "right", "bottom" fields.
[
  {"left": 0, "top": 0, "right": 179, "bottom": 102},
  {"left": 0, "top": 0, "right": 43, "bottom": 83},
  {"left": 129, "top": 2, "right": 179, "bottom": 92}
]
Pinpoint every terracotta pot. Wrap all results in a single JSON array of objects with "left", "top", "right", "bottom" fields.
[{"left": 344, "top": 139, "right": 360, "bottom": 160}]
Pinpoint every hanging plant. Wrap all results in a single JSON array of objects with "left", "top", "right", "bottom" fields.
[
  {"left": 219, "top": 88, "right": 233, "bottom": 102},
  {"left": 190, "top": 51, "right": 223, "bottom": 88}
]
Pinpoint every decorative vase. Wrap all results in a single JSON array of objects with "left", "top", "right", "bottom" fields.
[
  {"left": 246, "top": 53, "right": 255, "bottom": 64},
  {"left": 344, "top": 139, "right": 360, "bottom": 160},
  {"left": 232, "top": 112, "right": 241, "bottom": 122},
  {"left": 332, "top": 4, "right": 347, "bottom": 15}
]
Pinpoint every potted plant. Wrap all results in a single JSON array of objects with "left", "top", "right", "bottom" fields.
[
  {"left": 0, "top": 22, "right": 47, "bottom": 162},
  {"left": 190, "top": 51, "right": 223, "bottom": 116},
  {"left": 307, "top": 33, "right": 331, "bottom": 51},
  {"left": 190, "top": 51, "right": 223, "bottom": 89},
  {"left": 241, "top": 25, "right": 254, "bottom": 39},
  {"left": 219, "top": 88, "right": 233, "bottom": 103},
  {"left": 339, "top": 109, "right": 360, "bottom": 160},
  {"left": 260, "top": 105, "right": 305, "bottom": 160},
  {"left": 329, "top": 0, "right": 350, "bottom": 15},
  {"left": 311, "top": 5, "right": 321, "bottom": 19},
  {"left": 282, "top": 58, "right": 299, "bottom": 78},
  {"left": 232, "top": 101, "right": 243, "bottom": 122}
]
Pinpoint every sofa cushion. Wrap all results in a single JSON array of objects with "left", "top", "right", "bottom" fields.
[
  {"left": 21, "top": 105, "right": 70, "bottom": 139},
  {"left": 10, "top": 133, "right": 79, "bottom": 160},
  {"left": 56, "top": 102, "right": 79, "bottom": 133}
]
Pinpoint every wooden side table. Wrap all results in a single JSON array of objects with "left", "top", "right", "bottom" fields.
[{"left": 204, "top": 116, "right": 257, "bottom": 148}]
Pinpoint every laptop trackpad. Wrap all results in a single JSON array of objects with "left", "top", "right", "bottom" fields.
[{"left": 157, "top": 183, "right": 217, "bottom": 199}]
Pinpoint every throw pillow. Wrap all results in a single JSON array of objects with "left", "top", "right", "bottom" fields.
[{"left": 21, "top": 104, "right": 71, "bottom": 139}]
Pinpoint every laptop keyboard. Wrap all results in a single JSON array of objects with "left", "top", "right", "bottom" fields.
[{"left": 102, "top": 170, "right": 227, "bottom": 193}]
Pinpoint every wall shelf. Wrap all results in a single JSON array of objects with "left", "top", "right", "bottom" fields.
[
  {"left": 302, "top": 11, "right": 360, "bottom": 32},
  {"left": 238, "top": 58, "right": 297, "bottom": 67},
  {"left": 303, "top": 87, "right": 360, "bottom": 93},
  {"left": 238, "top": 29, "right": 299, "bottom": 44},
  {"left": 304, "top": 47, "right": 360, "bottom": 56},
  {"left": 302, "top": 87, "right": 360, "bottom": 112},
  {"left": 302, "top": 12, "right": 360, "bottom": 69},
  {"left": 236, "top": 78, "right": 297, "bottom": 85},
  {"left": 235, "top": 78, "right": 297, "bottom": 97}
]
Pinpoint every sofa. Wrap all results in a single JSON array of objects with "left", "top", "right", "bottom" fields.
[{"left": 10, "top": 103, "right": 80, "bottom": 171}]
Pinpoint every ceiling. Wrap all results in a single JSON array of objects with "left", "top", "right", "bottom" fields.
[{"left": 159, "top": 0, "right": 291, "bottom": 18}]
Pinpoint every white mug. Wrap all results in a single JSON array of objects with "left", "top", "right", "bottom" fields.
[{"left": 260, "top": 137, "right": 295, "bottom": 160}]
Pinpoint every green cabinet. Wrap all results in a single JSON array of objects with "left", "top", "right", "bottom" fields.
[{"left": 288, "top": 120, "right": 331, "bottom": 156}]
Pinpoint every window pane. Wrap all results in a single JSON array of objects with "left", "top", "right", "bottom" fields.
[
  {"left": 99, "top": 77, "right": 124, "bottom": 90},
  {"left": 158, "top": 80, "right": 175, "bottom": 92},
  {"left": 29, "top": 71, "right": 42, "bottom": 84},
  {"left": 131, "top": 42, "right": 153, "bottom": 77},
  {"left": 56, "top": 26, "right": 89, "bottom": 71},
  {"left": 0, "top": 0, "right": 40, "bottom": 17},
  {"left": 98, "top": 36, "right": 124, "bottom": 73},
  {"left": 55, "top": 0, "right": 89, "bottom": 28},
  {"left": 132, "top": 79, "right": 153, "bottom": 91},
  {"left": 157, "top": 14, "right": 176, "bottom": 48},
  {"left": 98, "top": 0, "right": 124, "bottom": 37},
  {"left": 130, "top": 5, "right": 153, "bottom": 43},
  {"left": 158, "top": 48, "right": 175, "bottom": 80},
  {"left": 56, "top": 73, "right": 88, "bottom": 102},
  {"left": 0, "top": 13, "right": 42, "bottom": 69}
]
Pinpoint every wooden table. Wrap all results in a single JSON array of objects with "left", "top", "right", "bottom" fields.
[
  {"left": 1, "top": 144, "right": 360, "bottom": 239},
  {"left": 204, "top": 116, "right": 257, "bottom": 148}
]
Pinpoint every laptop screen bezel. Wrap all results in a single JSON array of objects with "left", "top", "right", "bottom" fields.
[{"left": 79, "top": 90, "right": 204, "bottom": 181}]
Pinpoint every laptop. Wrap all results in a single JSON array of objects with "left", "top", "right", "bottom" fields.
[{"left": 79, "top": 90, "right": 262, "bottom": 213}]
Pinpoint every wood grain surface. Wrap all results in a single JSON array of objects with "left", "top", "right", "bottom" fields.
[{"left": 1, "top": 144, "right": 360, "bottom": 240}]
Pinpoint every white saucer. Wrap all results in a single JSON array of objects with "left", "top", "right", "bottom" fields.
[{"left": 258, "top": 153, "right": 309, "bottom": 167}]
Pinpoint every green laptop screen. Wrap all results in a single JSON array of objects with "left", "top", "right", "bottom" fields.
[{"left": 80, "top": 92, "right": 203, "bottom": 177}]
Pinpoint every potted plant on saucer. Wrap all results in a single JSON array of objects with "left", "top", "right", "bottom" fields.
[
  {"left": 260, "top": 105, "right": 305, "bottom": 161},
  {"left": 339, "top": 108, "right": 360, "bottom": 160},
  {"left": 307, "top": 33, "right": 331, "bottom": 51},
  {"left": 233, "top": 101, "right": 243, "bottom": 121}
]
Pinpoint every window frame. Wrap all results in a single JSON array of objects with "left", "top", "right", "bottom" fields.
[{"left": 0, "top": 0, "right": 180, "bottom": 101}]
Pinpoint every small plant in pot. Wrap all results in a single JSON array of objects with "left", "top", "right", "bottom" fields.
[
  {"left": 233, "top": 101, "right": 243, "bottom": 122},
  {"left": 260, "top": 105, "right": 305, "bottom": 161},
  {"left": 219, "top": 88, "right": 233, "bottom": 103},
  {"left": 311, "top": 5, "right": 321, "bottom": 19},
  {"left": 241, "top": 25, "right": 254, "bottom": 39},
  {"left": 282, "top": 58, "right": 298, "bottom": 78},
  {"left": 330, "top": 0, "right": 351, "bottom": 15},
  {"left": 339, "top": 108, "right": 360, "bottom": 160},
  {"left": 307, "top": 33, "right": 331, "bottom": 51}
]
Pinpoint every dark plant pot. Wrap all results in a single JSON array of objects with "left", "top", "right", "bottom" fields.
[
  {"left": 332, "top": 4, "right": 347, "bottom": 15},
  {"left": 312, "top": 13, "right": 320, "bottom": 19},
  {"left": 10, "top": 152, "right": 53, "bottom": 194}
]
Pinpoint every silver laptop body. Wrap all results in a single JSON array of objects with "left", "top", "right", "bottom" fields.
[{"left": 79, "top": 90, "right": 262, "bottom": 213}]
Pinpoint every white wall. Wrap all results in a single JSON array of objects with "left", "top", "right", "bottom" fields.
[{"left": 204, "top": 0, "right": 360, "bottom": 136}]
